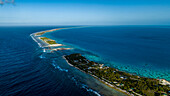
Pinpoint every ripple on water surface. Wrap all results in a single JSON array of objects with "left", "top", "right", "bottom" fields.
[{"left": 0, "top": 27, "right": 106, "bottom": 96}]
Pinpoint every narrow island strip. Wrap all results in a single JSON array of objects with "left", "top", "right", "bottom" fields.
[
  {"left": 30, "top": 27, "right": 72, "bottom": 52},
  {"left": 64, "top": 53, "right": 170, "bottom": 96}
]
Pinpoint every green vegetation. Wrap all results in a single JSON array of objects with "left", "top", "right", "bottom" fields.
[
  {"left": 65, "top": 54, "right": 170, "bottom": 96},
  {"left": 39, "top": 37, "right": 57, "bottom": 44},
  {"left": 46, "top": 40, "right": 57, "bottom": 44},
  {"left": 39, "top": 37, "right": 49, "bottom": 40},
  {"left": 35, "top": 32, "right": 46, "bottom": 36}
]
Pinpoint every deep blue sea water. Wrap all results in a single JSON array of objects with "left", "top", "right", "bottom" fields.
[{"left": 0, "top": 26, "right": 127, "bottom": 96}]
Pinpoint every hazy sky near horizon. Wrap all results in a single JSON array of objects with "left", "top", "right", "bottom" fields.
[{"left": 0, "top": 0, "right": 170, "bottom": 25}]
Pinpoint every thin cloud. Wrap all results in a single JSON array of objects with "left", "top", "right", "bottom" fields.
[{"left": 0, "top": 0, "right": 15, "bottom": 5}]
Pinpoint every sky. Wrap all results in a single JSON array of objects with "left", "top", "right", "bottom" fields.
[{"left": 0, "top": 0, "right": 170, "bottom": 25}]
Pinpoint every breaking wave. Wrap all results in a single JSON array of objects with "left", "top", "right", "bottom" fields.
[{"left": 52, "top": 60, "right": 68, "bottom": 72}]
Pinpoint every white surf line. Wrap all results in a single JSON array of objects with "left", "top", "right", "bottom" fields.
[
  {"left": 30, "top": 26, "right": 88, "bottom": 52},
  {"left": 30, "top": 34, "right": 43, "bottom": 48}
]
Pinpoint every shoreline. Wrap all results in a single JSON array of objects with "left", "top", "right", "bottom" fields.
[
  {"left": 30, "top": 27, "right": 73, "bottom": 52},
  {"left": 30, "top": 34, "right": 43, "bottom": 47},
  {"left": 63, "top": 56, "right": 133, "bottom": 96},
  {"left": 38, "top": 37, "right": 64, "bottom": 47},
  {"left": 30, "top": 26, "right": 86, "bottom": 48},
  {"left": 64, "top": 54, "right": 170, "bottom": 96}
]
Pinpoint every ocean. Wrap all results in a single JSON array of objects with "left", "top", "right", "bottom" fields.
[
  {"left": 0, "top": 26, "right": 126, "bottom": 96},
  {"left": 0, "top": 26, "right": 170, "bottom": 96}
]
